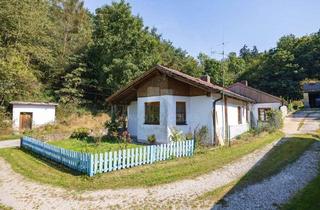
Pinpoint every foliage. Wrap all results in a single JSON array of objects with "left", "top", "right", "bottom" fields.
[
  {"left": 70, "top": 127, "right": 90, "bottom": 140},
  {"left": 254, "top": 109, "right": 283, "bottom": 134},
  {"left": 1, "top": 0, "right": 320, "bottom": 111},
  {"left": 185, "top": 132, "right": 193, "bottom": 140},
  {"left": 266, "top": 109, "right": 283, "bottom": 131},
  {"left": 0, "top": 106, "right": 12, "bottom": 134},
  {"left": 105, "top": 119, "right": 121, "bottom": 137},
  {"left": 288, "top": 100, "right": 304, "bottom": 111},
  {"left": 194, "top": 126, "right": 209, "bottom": 146},
  {"left": 147, "top": 134, "right": 156, "bottom": 144},
  {"left": 120, "top": 131, "right": 131, "bottom": 145},
  {"left": 169, "top": 127, "right": 185, "bottom": 142}
]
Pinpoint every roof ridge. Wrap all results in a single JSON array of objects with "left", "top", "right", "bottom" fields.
[{"left": 228, "top": 82, "right": 284, "bottom": 102}]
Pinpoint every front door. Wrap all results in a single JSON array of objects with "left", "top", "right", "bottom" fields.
[{"left": 19, "top": 112, "right": 33, "bottom": 130}]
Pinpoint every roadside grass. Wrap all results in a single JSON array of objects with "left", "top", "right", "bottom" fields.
[
  {"left": 281, "top": 168, "right": 320, "bottom": 210},
  {"left": 0, "top": 131, "right": 283, "bottom": 191},
  {"left": 48, "top": 138, "right": 141, "bottom": 153},
  {"left": 0, "top": 204, "right": 12, "bottom": 210},
  {"left": 0, "top": 134, "right": 21, "bottom": 141},
  {"left": 194, "top": 133, "right": 318, "bottom": 208}
]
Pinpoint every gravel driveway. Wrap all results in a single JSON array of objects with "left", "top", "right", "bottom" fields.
[
  {"left": 214, "top": 108, "right": 320, "bottom": 210},
  {"left": 213, "top": 142, "right": 320, "bottom": 210}
]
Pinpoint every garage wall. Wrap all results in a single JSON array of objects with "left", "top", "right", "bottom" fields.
[{"left": 12, "top": 104, "right": 56, "bottom": 130}]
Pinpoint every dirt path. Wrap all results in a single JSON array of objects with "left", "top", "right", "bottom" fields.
[
  {"left": 0, "top": 138, "right": 282, "bottom": 209},
  {"left": 0, "top": 139, "right": 20, "bottom": 149}
]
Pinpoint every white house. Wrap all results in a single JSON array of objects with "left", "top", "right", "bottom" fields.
[
  {"left": 10, "top": 101, "right": 58, "bottom": 131},
  {"left": 228, "top": 82, "right": 287, "bottom": 127},
  {"left": 107, "top": 65, "right": 255, "bottom": 145}
]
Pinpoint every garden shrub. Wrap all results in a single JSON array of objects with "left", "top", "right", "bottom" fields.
[
  {"left": 288, "top": 100, "right": 304, "bottom": 111},
  {"left": 266, "top": 109, "right": 283, "bottom": 131},
  {"left": 71, "top": 127, "right": 90, "bottom": 140},
  {"left": 0, "top": 107, "right": 12, "bottom": 135},
  {"left": 120, "top": 131, "right": 131, "bottom": 144},
  {"left": 147, "top": 134, "right": 156, "bottom": 144},
  {"left": 185, "top": 132, "right": 193, "bottom": 140},
  {"left": 169, "top": 127, "right": 185, "bottom": 142},
  {"left": 194, "top": 126, "right": 209, "bottom": 146},
  {"left": 255, "top": 109, "right": 283, "bottom": 134}
]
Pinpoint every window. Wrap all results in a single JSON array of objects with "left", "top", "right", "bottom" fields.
[
  {"left": 145, "top": 102, "right": 160, "bottom": 124},
  {"left": 238, "top": 106, "right": 242, "bottom": 124},
  {"left": 176, "top": 102, "right": 186, "bottom": 125},
  {"left": 246, "top": 105, "right": 249, "bottom": 123},
  {"left": 258, "top": 108, "right": 271, "bottom": 121}
]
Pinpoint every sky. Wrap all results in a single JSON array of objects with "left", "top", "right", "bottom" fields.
[{"left": 83, "top": 0, "right": 320, "bottom": 58}]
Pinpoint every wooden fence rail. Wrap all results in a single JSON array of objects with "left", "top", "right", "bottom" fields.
[{"left": 21, "top": 136, "right": 195, "bottom": 176}]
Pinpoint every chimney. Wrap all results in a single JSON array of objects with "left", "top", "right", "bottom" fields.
[
  {"left": 200, "top": 75, "right": 210, "bottom": 83},
  {"left": 240, "top": 80, "right": 248, "bottom": 86}
]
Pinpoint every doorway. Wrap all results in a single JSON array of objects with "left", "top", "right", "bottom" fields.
[
  {"left": 19, "top": 112, "right": 33, "bottom": 130},
  {"left": 308, "top": 92, "right": 320, "bottom": 108}
]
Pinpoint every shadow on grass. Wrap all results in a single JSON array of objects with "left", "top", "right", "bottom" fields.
[
  {"left": 211, "top": 134, "right": 319, "bottom": 209},
  {"left": 20, "top": 147, "right": 84, "bottom": 176}
]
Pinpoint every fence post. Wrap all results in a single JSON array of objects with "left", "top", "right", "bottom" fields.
[{"left": 88, "top": 154, "right": 94, "bottom": 177}]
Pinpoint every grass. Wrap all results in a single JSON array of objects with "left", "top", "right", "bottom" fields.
[
  {"left": 0, "top": 204, "right": 12, "bottom": 210},
  {"left": 281, "top": 169, "right": 320, "bottom": 210},
  {"left": 48, "top": 138, "right": 141, "bottom": 153},
  {"left": 0, "top": 131, "right": 283, "bottom": 191},
  {"left": 194, "top": 133, "right": 319, "bottom": 208},
  {"left": 0, "top": 134, "right": 21, "bottom": 141}
]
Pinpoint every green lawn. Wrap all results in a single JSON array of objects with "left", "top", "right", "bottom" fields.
[
  {"left": 48, "top": 138, "right": 141, "bottom": 153},
  {"left": 0, "top": 134, "right": 21, "bottom": 141},
  {"left": 0, "top": 131, "right": 283, "bottom": 191}
]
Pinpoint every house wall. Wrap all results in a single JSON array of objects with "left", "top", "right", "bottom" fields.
[
  {"left": 130, "top": 94, "right": 252, "bottom": 145},
  {"left": 135, "top": 95, "right": 213, "bottom": 144},
  {"left": 215, "top": 97, "right": 250, "bottom": 141},
  {"left": 127, "top": 101, "right": 138, "bottom": 137},
  {"left": 12, "top": 104, "right": 56, "bottom": 130},
  {"left": 251, "top": 103, "right": 282, "bottom": 127}
]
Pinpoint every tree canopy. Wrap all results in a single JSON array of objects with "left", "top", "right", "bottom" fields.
[{"left": 0, "top": 0, "right": 319, "bottom": 111}]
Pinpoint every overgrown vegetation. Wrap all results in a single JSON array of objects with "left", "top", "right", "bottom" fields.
[
  {"left": 1, "top": 0, "right": 319, "bottom": 116},
  {"left": 0, "top": 131, "right": 283, "bottom": 190},
  {"left": 254, "top": 109, "right": 283, "bottom": 134}
]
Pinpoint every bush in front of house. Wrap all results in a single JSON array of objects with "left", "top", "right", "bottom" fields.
[
  {"left": 194, "top": 126, "right": 209, "bottom": 147},
  {"left": 266, "top": 109, "right": 283, "bottom": 131},
  {"left": 288, "top": 100, "right": 304, "bottom": 111},
  {"left": 254, "top": 109, "right": 283, "bottom": 134},
  {"left": 71, "top": 127, "right": 90, "bottom": 140},
  {"left": 147, "top": 134, "right": 156, "bottom": 144},
  {"left": 185, "top": 132, "right": 193, "bottom": 140},
  {"left": 169, "top": 127, "right": 185, "bottom": 142}
]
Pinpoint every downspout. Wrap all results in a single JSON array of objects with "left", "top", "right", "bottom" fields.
[{"left": 212, "top": 92, "right": 223, "bottom": 145}]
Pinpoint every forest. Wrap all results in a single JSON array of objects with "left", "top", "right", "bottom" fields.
[{"left": 1, "top": 0, "right": 319, "bottom": 113}]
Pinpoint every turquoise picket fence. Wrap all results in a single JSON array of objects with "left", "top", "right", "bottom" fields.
[{"left": 21, "top": 136, "right": 195, "bottom": 176}]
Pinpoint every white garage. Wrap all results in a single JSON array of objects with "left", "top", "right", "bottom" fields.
[{"left": 10, "top": 101, "right": 58, "bottom": 131}]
